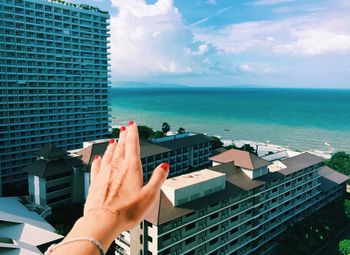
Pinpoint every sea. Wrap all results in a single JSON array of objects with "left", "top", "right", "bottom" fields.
[{"left": 110, "top": 87, "right": 350, "bottom": 153}]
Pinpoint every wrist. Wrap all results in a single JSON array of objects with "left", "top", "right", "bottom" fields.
[{"left": 66, "top": 211, "right": 123, "bottom": 251}]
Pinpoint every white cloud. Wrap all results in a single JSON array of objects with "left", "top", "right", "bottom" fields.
[
  {"left": 110, "top": 0, "right": 195, "bottom": 80},
  {"left": 193, "top": 9, "right": 350, "bottom": 56},
  {"left": 250, "top": 0, "right": 296, "bottom": 6},
  {"left": 276, "top": 30, "right": 350, "bottom": 55}
]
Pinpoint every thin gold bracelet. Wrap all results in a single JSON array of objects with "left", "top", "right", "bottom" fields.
[{"left": 44, "top": 237, "right": 106, "bottom": 255}]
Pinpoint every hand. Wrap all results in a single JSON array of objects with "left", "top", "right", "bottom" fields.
[
  {"left": 52, "top": 121, "right": 169, "bottom": 255},
  {"left": 84, "top": 121, "right": 169, "bottom": 232}
]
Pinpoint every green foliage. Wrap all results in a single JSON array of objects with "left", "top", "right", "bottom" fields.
[
  {"left": 276, "top": 198, "right": 348, "bottom": 255},
  {"left": 151, "top": 131, "right": 164, "bottom": 139},
  {"left": 225, "top": 143, "right": 258, "bottom": 155},
  {"left": 339, "top": 239, "right": 350, "bottom": 255},
  {"left": 345, "top": 199, "right": 350, "bottom": 219},
  {"left": 162, "top": 122, "right": 170, "bottom": 134},
  {"left": 138, "top": 125, "right": 154, "bottom": 139},
  {"left": 111, "top": 128, "right": 120, "bottom": 138},
  {"left": 177, "top": 127, "right": 186, "bottom": 134},
  {"left": 241, "top": 144, "right": 257, "bottom": 155},
  {"left": 326, "top": 152, "right": 350, "bottom": 176},
  {"left": 210, "top": 136, "right": 224, "bottom": 150}
]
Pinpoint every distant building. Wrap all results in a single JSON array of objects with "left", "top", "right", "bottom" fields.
[
  {"left": 77, "top": 133, "right": 212, "bottom": 195},
  {"left": 26, "top": 133, "right": 212, "bottom": 207},
  {"left": 24, "top": 143, "right": 83, "bottom": 208},
  {"left": 115, "top": 150, "right": 348, "bottom": 255},
  {"left": 0, "top": 197, "right": 62, "bottom": 255},
  {"left": 0, "top": 0, "right": 110, "bottom": 196}
]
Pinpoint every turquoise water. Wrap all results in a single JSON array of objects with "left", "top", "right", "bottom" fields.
[{"left": 110, "top": 88, "right": 350, "bottom": 152}]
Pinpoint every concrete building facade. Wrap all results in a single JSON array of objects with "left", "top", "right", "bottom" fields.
[
  {"left": 0, "top": 0, "right": 110, "bottom": 195},
  {"left": 116, "top": 150, "right": 348, "bottom": 255}
]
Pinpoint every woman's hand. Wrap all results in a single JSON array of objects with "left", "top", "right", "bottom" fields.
[
  {"left": 52, "top": 121, "right": 169, "bottom": 255},
  {"left": 84, "top": 121, "right": 169, "bottom": 231}
]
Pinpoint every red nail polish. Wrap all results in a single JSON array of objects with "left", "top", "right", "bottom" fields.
[
  {"left": 120, "top": 126, "right": 126, "bottom": 131},
  {"left": 128, "top": 120, "right": 134, "bottom": 126},
  {"left": 94, "top": 155, "right": 99, "bottom": 160},
  {"left": 109, "top": 138, "right": 115, "bottom": 144},
  {"left": 161, "top": 162, "right": 169, "bottom": 171}
]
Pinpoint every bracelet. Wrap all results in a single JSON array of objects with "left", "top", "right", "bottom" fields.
[{"left": 44, "top": 237, "right": 106, "bottom": 255}]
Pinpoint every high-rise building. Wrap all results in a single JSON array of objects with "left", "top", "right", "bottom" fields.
[
  {"left": 0, "top": 0, "right": 110, "bottom": 195},
  {"left": 116, "top": 150, "right": 348, "bottom": 255}
]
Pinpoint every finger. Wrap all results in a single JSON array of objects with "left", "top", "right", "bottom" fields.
[
  {"left": 111, "top": 126, "right": 127, "bottom": 163},
  {"left": 101, "top": 138, "right": 117, "bottom": 170},
  {"left": 90, "top": 155, "right": 101, "bottom": 185},
  {"left": 125, "top": 121, "right": 140, "bottom": 161},
  {"left": 143, "top": 162, "right": 169, "bottom": 192}
]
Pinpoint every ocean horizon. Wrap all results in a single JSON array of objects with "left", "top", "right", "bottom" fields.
[{"left": 110, "top": 87, "right": 350, "bottom": 153}]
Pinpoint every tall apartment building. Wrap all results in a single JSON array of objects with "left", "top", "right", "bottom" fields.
[
  {"left": 116, "top": 149, "right": 348, "bottom": 255},
  {"left": 0, "top": 0, "right": 110, "bottom": 195}
]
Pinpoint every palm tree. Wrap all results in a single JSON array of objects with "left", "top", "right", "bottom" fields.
[
  {"left": 162, "top": 122, "right": 170, "bottom": 134},
  {"left": 177, "top": 127, "right": 185, "bottom": 134}
]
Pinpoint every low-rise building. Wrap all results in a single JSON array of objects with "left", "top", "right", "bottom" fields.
[
  {"left": 0, "top": 197, "right": 62, "bottom": 255},
  {"left": 26, "top": 133, "right": 212, "bottom": 207},
  {"left": 116, "top": 150, "right": 348, "bottom": 255},
  {"left": 25, "top": 143, "right": 82, "bottom": 208}
]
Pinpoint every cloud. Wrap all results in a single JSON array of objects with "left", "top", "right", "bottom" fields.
[
  {"left": 189, "top": 6, "right": 232, "bottom": 27},
  {"left": 250, "top": 0, "right": 296, "bottom": 6},
  {"left": 205, "top": 0, "right": 216, "bottom": 5},
  {"left": 192, "top": 9, "right": 350, "bottom": 56},
  {"left": 276, "top": 30, "right": 350, "bottom": 55},
  {"left": 110, "top": 0, "right": 196, "bottom": 81}
]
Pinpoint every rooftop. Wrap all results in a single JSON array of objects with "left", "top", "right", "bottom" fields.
[
  {"left": 0, "top": 197, "right": 62, "bottom": 255},
  {"left": 44, "top": 0, "right": 109, "bottom": 15},
  {"left": 155, "top": 133, "right": 211, "bottom": 150},
  {"left": 209, "top": 149, "right": 271, "bottom": 170},
  {"left": 145, "top": 152, "right": 327, "bottom": 225},
  {"left": 164, "top": 169, "right": 225, "bottom": 190},
  {"left": 318, "top": 166, "right": 349, "bottom": 192}
]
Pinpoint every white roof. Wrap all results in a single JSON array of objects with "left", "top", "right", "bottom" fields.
[
  {"left": 0, "top": 198, "right": 62, "bottom": 255},
  {"left": 164, "top": 169, "right": 225, "bottom": 189}
]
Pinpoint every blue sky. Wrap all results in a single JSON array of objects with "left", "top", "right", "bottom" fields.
[{"left": 70, "top": 0, "right": 350, "bottom": 88}]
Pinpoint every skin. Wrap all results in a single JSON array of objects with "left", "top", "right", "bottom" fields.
[{"left": 51, "top": 121, "right": 169, "bottom": 255}]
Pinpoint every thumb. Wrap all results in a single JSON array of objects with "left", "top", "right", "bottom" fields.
[{"left": 143, "top": 162, "right": 169, "bottom": 193}]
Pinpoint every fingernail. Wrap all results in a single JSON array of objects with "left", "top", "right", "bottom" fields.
[
  {"left": 94, "top": 155, "right": 100, "bottom": 160},
  {"left": 109, "top": 138, "right": 115, "bottom": 144},
  {"left": 128, "top": 120, "right": 134, "bottom": 126},
  {"left": 161, "top": 162, "right": 169, "bottom": 171},
  {"left": 120, "top": 126, "right": 126, "bottom": 131}
]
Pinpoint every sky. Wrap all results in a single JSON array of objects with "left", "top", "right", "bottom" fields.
[{"left": 70, "top": 0, "right": 350, "bottom": 88}]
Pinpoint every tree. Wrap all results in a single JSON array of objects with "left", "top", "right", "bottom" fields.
[
  {"left": 241, "top": 144, "right": 257, "bottom": 155},
  {"left": 326, "top": 152, "right": 350, "bottom": 176},
  {"left": 162, "top": 122, "right": 170, "bottom": 134},
  {"left": 111, "top": 128, "right": 120, "bottom": 138},
  {"left": 151, "top": 130, "right": 164, "bottom": 139},
  {"left": 210, "top": 136, "right": 223, "bottom": 150},
  {"left": 339, "top": 239, "right": 350, "bottom": 255},
  {"left": 345, "top": 199, "right": 350, "bottom": 219},
  {"left": 177, "top": 127, "right": 185, "bottom": 134},
  {"left": 137, "top": 125, "right": 154, "bottom": 139}
]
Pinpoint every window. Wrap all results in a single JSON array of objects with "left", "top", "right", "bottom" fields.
[
  {"left": 209, "top": 238, "right": 218, "bottom": 246},
  {"left": 209, "top": 225, "right": 218, "bottom": 233},
  {"left": 185, "top": 236, "right": 195, "bottom": 245},
  {"left": 230, "top": 215, "right": 238, "bottom": 223},
  {"left": 148, "top": 236, "right": 153, "bottom": 243},
  {"left": 210, "top": 212, "right": 219, "bottom": 220},
  {"left": 162, "top": 233, "right": 171, "bottom": 241},
  {"left": 231, "top": 204, "right": 239, "bottom": 211},
  {"left": 185, "top": 222, "right": 195, "bottom": 231}
]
